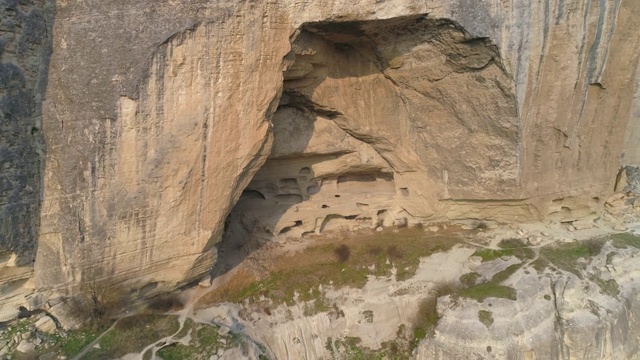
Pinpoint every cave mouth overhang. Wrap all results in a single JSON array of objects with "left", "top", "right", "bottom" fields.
[{"left": 213, "top": 13, "right": 522, "bottom": 276}]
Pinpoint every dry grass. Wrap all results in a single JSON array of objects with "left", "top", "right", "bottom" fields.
[
  {"left": 199, "top": 268, "right": 258, "bottom": 305},
  {"left": 197, "top": 228, "right": 463, "bottom": 309}
]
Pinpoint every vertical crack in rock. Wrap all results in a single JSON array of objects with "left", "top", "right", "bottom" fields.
[{"left": 550, "top": 277, "right": 571, "bottom": 360}]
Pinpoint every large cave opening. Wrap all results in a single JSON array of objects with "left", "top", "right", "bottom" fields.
[{"left": 213, "top": 15, "right": 519, "bottom": 275}]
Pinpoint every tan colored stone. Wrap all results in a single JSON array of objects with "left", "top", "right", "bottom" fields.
[{"left": 18, "top": 0, "right": 639, "bottom": 308}]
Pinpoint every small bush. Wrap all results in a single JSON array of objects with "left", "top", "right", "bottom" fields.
[
  {"left": 68, "top": 280, "right": 130, "bottom": 330},
  {"left": 367, "top": 246, "right": 383, "bottom": 256},
  {"left": 334, "top": 244, "right": 351, "bottom": 263},
  {"left": 387, "top": 245, "right": 404, "bottom": 259}
]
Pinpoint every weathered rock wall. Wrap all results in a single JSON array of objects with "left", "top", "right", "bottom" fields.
[
  {"left": 5, "top": 0, "right": 637, "bottom": 306},
  {"left": 34, "top": 0, "right": 290, "bottom": 295},
  {"left": 0, "top": 0, "right": 54, "bottom": 320}
]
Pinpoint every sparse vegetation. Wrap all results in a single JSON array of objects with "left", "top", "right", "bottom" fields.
[
  {"left": 335, "top": 244, "right": 351, "bottom": 262},
  {"left": 57, "top": 329, "right": 101, "bottom": 357},
  {"left": 362, "top": 310, "right": 374, "bottom": 323},
  {"left": 472, "top": 248, "right": 514, "bottom": 262},
  {"left": 156, "top": 323, "right": 247, "bottom": 360},
  {"left": 83, "top": 314, "right": 179, "bottom": 359},
  {"left": 610, "top": 232, "right": 640, "bottom": 249},
  {"left": 478, "top": 310, "right": 494, "bottom": 327},
  {"left": 457, "top": 264, "right": 521, "bottom": 302},
  {"left": 458, "top": 283, "right": 517, "bottom": 302},
  {"left": 326, "top": 336, "right": 387, "bottom": 360},
  {"left": 68, "top": 280, "right": 131, "bottom": 331},
  {"left": 472, "top": 238, "right": 534, "bottom": 262},
  {"left": 590, "top": 276, "right": 620, "bottom": 297},
  {"left": 537, "top": 240, "right": 604, "bottom": 275},
  {"left": 199, "top": 228, "right": 463, "bottom": 309},
  {"left": 459, "top": 272, "right": 481, "bottom": 287}
]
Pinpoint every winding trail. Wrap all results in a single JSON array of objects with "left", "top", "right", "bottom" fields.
[{"left": 73, "top": 273, "right": 273, "bottom": 360}]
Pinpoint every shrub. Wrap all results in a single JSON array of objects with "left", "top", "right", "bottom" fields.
[
  {"left": 68, "top": 280, "right": 130, "bottom": 330},
  {"left": 387, "top": 245, "right": 404, "bottom": 259},
  {"left": 334, "top": 244, "right": 351, "bottom": 263}
]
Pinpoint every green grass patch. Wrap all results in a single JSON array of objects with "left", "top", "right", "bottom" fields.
[
  {"left": 329, "top": 336, "right": 387, "bottom": 360},
  {"left": 58, "top": 329, "right": 100, "bottom": 357},
  {"left": 610, "top": 233, "right": 640, "bottom": 249},
  {"left": 457, "top": 264, "right": 521, "bottom": 302},
  {"left": 174, "top": 318, "right": 194, "bottom": 339},
  {"left": 157, "top": 342, "right": 199, "bottom": 360},
  {"left": 491, "top": 264, "right": 523, "bottom": 283},
  {"left": 459, "top": 272, "right": 481, "bottom": 287},
  {"left": 457, "top": 283, "right": 516, "bottom": 302},
  {"left": 590, "top": 276, "right": 620, "bottom": 297},
  {"left": 472, "top": 248, "right": 514, "bottom": 262},
  {"left": 478, "top": 310, "right": 494, "bottom": 327},
  {"left": 83, "top": 314, "right": 179, "bottom": 359},
  {"left": 157, "top": 323, "right": 247, "bottom": 360},
  {"left": 413, "top": 296, "right": 440, "bottom": 341},
  {"left": 538, "top": 240, "right": 604, "bottom": 275},
  {"left": 499, "top": 238, "right": 535, "bottom": 260},
  {"left": 473, "top": 239, "right": 534, "bottom": 262}
]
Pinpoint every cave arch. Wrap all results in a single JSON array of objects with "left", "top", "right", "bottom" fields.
[{"left": 213, "top": 14, "right": 519, "bottom": 276}]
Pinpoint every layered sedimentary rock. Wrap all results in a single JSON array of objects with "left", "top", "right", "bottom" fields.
[{"left": 0, "top": 0, "right": 637, "bottom": 319}]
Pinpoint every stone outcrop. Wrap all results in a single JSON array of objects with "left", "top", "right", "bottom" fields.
[
  {"left": 0, "top": 0, "right": 638, "bottom": 324},
  {"left": 195, "top": 234, "right": 640, "bottom": 360}
]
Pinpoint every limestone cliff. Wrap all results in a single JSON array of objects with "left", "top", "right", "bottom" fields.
[
  {"left": 0, "top": 0, "right": 638, "bottom": 323},
  {"left": 0, "top": 0, "right": 54, "bottom": 321}
]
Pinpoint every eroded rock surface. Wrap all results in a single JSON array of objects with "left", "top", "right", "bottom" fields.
[
  {"left": 0, "top": 0, "right": 54, "bottom": 321},
  {"left": 0, "top": 0, "right": 638, "bottom": 329},
  {"left": 195, "top": 225, "right": 640, "bottom": 360}
]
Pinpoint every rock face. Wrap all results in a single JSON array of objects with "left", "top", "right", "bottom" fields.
[
  {"left": 0, "top": 0, "right": 54, "bottom": 321},
  {"left": 193, "top": 230, "right": 640, "bottom": 360},
  {"left": 0, "top": 0, "right": 638, "bottom": 319}
]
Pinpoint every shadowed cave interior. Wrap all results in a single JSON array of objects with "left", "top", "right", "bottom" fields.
[{"left": 209, "top": 14, "right": 518, "bottom": 277}]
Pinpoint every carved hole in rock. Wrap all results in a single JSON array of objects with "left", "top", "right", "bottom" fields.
[
  {"left": 337, "top": 174, "right": 376, "bottom": 183},
  {"left": 280, "top": 178, "right": 298, "bottom": 186},
  {"left": 242, "top": 189, "right": 266, "bottom": 200},
  {"left": 275, "top": 194, "right": 304, "bottom": 204},
  {"left": 279, "top": 221, "right": 304, "bottom": 235},
  {"left": 213, "top": 14, "right": 517, "bottom": 279},
  {"left": 356, "top": 203, "right": 370, "bottom": 211}
]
